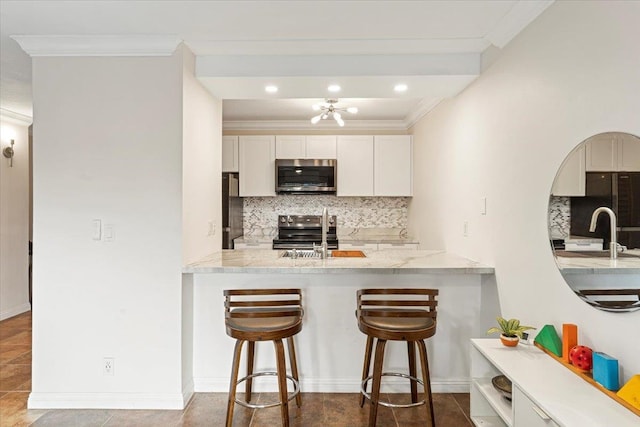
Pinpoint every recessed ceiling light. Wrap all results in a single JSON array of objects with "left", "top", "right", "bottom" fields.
[
  {"left": 265, "top": 85, "right": 278, "bottom": 93},
  {"left": 394, "top": 84, "right": 408, "bottom": 92},
  {"left": 328, "top": 85, "right": 341, "bottom": 93}
]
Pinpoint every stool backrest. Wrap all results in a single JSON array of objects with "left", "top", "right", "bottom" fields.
[
  {"left": 224, "top": 289, "right": 303, "bottom": 319},
  {"left": 357, "top": 288, "right": 438, "bottom": 320}
]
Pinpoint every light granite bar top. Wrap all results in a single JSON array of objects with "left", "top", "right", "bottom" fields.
[
  {"left": 183, "top": 249, "right": 494, "bottom": 274},
  {"left": 555, "top": 249, "right": 640, "bottom": 274},
  {"left": 233, "top": 235, "right": 420, "bottom": 245}
]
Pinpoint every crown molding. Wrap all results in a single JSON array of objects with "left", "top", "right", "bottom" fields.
[
  {"left": 11, "top": 35, "right": 181, "bottom": 57},
  {"left": 223, "top": 119, "right": 409, "bottom": 131},
  {"left": 0, "top": 108, "right": 32, "bottom": 126},
  {"left": 403, "top": 98, "right": 446, "bottom": 129},
  {"left": 484, "top": 0, "right": 555, "bottom": 49}
]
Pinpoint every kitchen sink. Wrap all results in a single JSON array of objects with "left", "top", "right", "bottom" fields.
[
  {"left": 280, "top": 249, "right": 367, "bottom": 258},
  {"left": 281, "top": 249, "right": 322, "bottom": 258}
]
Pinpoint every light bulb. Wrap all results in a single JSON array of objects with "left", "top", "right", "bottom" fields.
[
  {"left": 311, "top": 114, "right": 322, "bottom": 124},
  {"left": 312, "top": 104, "right": 321, "bottom": 111},
  {"left": 265, "top": 85, "right": 278, "bottom": 93},
  {"left": 394, "top": 84, "right": 408, "bottom": 92},
  {"left": 321, "top": 113, "right": 329, "bottom": 120},
  {"left": 346, "top": 107, "right": 358, "bottom": 114},
  {"left": 334, "top": 112, "right": 344, "bottom": 127}
]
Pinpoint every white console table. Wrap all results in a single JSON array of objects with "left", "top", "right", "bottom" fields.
[{"left": 470, "top": 339, "right": 638, "bottom": 427}]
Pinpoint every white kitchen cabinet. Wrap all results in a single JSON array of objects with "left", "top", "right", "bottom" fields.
[
  {"left": 586, "top": 133, "right": 640, "bottom": 171},
  {"left": 275, "top": 135, "right": 306, "bottom": 159},
  {"left": 275, "top": 135, "right": 337, "bottom": 159},
  {"left": 470, "top": 339, "right": 638, "bottom": 427},
  {"left": 222, "top": 136, "right": 239, "bottom": 172},
  {"left": 337, "top": 135, "right": 374, "bottom": 196},
  {"left": 551, "top": 145, "right": 585, "bottom": 196},
  {"left": 617, "top": 133, "right": 640, "bottom": 171},
  {"left": 374, "top": 135, "right": 413, "bottom": 196},
  {"left": 239, "top": 135, "right": 276, "bottom": 197},
  {"left": 306, "top": 135, "right": 337, "bottom": 159}
]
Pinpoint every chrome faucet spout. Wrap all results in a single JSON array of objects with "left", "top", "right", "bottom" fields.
[
  {"left": 589, "top": 206, "right": 618, "bottom": 260},
  {"left": 314, "top": 207, "right": 329, "bottom": 259}
]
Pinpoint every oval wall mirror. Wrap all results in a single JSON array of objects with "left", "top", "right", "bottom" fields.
[{"left": 548, "top": 132, "right": 640, "bottom": 312}]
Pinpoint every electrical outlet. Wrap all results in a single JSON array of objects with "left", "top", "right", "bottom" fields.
[{"left": 103, "top": 357, "right": 114, "bottom": 376}]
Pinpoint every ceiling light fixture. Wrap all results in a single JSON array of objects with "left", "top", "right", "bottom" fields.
[
  {"left": 394, "top": 84, "right": 408, "bottom": 92},
  {"left": 310, "top": 99, "right": 358, "bottom": 127},
  {"left": 327, "top": 84, "right": 341, "bottom": 93},
  {"left": 265, "top": 85, "right": 278, "bottom": 93}
]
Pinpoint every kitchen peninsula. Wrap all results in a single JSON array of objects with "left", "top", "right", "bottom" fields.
[{"left": 183, "top": 250, "right": 496, "bottom": 394}]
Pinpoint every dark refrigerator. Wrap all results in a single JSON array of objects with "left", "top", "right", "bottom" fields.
[
  {"left": 222, "top": 172, "right": 243, "bottom": 249},
  {"left": 570, "top": 172, "right": 640, "bottom": 249}
]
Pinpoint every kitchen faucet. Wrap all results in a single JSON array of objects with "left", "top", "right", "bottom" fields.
[
  {"left": 589, "top": 206, "right": 618, "bottom": 259},
  {"left": 314, "top": 207, "right": 329, "bottom": 259}
]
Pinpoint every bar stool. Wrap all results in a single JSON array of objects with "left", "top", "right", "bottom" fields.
[
  {"left": 224, "top": 289, "right": 303, "bottom": 427},
  {"left": 357, "top": 288, "right": 438, "bottom": 427}
]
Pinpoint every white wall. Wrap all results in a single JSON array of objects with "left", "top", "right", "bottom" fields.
[
  {"left": 182, "top": 46, "right": 222, "bottom": 265},
  {"left": 29, "top": 53, "right": 187, "bottom": 408},
  {"left": 409, "top": 0, "right": 640, "bottom": 382},
  {"left": 0, "top": 118, "right": 31, "bottom": 320}
]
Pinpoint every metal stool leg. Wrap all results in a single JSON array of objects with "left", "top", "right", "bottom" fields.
[
  {"left": 246, "top": 341, "right": 255, "bottom": 402},
  {"left": 226, "top": 339, "right": 245, "bottom": 427},
  {"left": 287, "top": 337, "right": 302, "bottom": 408},
  {"left": 360, "top": 335, "right": 374, "bottom": 407},
  {"left": 417, "top": 340, "right": 435, "bottom": 427},
  {"left": 407, "top": 341, "right": 418, "bottom": 403},
  {"left": 274, "top": 339, "right": 290, "bottom": 427},
  {"left": 369, "top": 338, "right": 387, "bottom": 427}
]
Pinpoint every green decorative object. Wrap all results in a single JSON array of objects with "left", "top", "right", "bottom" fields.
[{"left": 534, "top": 324, "right": 563, "bottom": 357}]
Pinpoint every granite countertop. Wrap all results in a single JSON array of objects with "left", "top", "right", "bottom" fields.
[
  {"left": 555, "top": 249, "right": 640, "bottom": 274},
  {"left": 183, "top": 249, "right": 494, "bottom": 274}
]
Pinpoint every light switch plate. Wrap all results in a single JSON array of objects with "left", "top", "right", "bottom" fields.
[{"left": 92, "top": 219, "right": 102, "bottom": 240}]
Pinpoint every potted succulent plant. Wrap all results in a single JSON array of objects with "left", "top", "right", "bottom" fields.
[{"left": 487, "top": 317, "right": 536, "bottom": 347}]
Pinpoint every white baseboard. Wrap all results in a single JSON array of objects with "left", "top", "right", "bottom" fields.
[
  {"left": 27, "top": 392, "right": 188, "bottom": 410},
  {"left": 182, "top": 379, "right": 195, "bottom": 406},
  {"left": 0, "top": 303, "right": 31, "bottom": 321},
  {"left": 194, "top": 376, "right": 470, "bottom": 394}
]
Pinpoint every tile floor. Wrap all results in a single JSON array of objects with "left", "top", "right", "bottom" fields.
[{"left": 1, "top": 311, "right": 473, "bottom": 426}]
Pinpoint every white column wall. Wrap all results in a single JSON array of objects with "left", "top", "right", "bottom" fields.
[
  {"left": 182, "top": 46, "right": 222, "bottom": 265},
  {"left": 29, "top": 54, "right": 185, "bottom": 408},
  {"left": 408, "top": 1, "right": 640, "bottom": 381},
  {"left": 0, "top": 119, "right": 31, "bottom": 320}
]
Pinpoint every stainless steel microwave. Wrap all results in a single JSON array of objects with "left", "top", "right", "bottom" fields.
[{"left": 275, "top": 159, "right": 337, "bottom": 194}]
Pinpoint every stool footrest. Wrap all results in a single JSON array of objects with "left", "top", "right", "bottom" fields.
[
  {"left": 234, "top": 371, "right": 300, "bottom": 409},
  {"left": 361, "top": 372, "right": 426, "bottom": 409}
]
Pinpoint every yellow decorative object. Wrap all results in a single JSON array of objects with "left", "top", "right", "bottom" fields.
[{"left": 617, "top": 375, "right": 640, "bottom": 411}]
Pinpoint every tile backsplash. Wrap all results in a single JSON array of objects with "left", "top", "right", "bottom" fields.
[
  {"left": 243, "top": 195, "right": 409, "bottom": 237},
  {"left": 548, "top": 196, "right": 570, "bottom": 239}
]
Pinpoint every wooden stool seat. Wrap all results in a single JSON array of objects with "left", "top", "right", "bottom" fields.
[
  {"left": 357, "top": 288, "right": 438, "bottom": 427},
  {"left": 224, "top": 289, "right": 303, "bottom": 427}
]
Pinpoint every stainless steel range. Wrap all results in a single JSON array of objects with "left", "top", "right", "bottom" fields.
[{"left": 272, "top": 214, "right": 338, "bottom": 250}]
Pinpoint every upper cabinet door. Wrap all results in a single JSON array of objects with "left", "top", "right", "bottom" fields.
[
  {"left": 239, "top": 136, "right": 276, "bottom": 197},
  {"left": 222, "top": 136, "right": 239, "bottom": 172},
  {"left": 586, "top": 134, "right": 618, "bottom": 171},
  {"left": 306, "top": 135, "right": 337, "bottom": 159},
  {"left": 374, "top": 135, "right": 413, "bottom": 196},
  {"left": 552, "top": 145, "right": 586, "bottom": 196},
  {"left": 337, "top": 135, "right": 374, "bottom": 196},
  {"left": 617, "top": 134, "right": 640, "bottom": 171},
  {"left": 275, "top": 135, "right": 306, "bottom": 159}
]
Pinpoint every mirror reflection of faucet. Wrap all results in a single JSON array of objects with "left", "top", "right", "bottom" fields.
[{"left": 589, "top": 206, "right": 618, "bottom": 259}]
